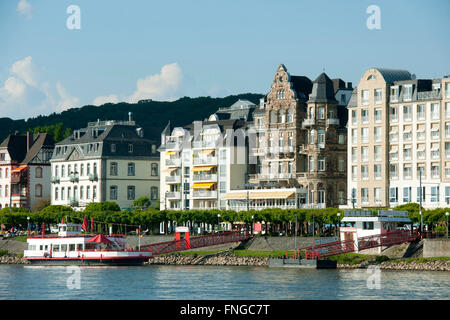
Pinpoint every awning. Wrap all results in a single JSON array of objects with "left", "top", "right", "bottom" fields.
[
  {"left": 389, "top": 126, "right": 398, "bottom": 133},
  {"left": 403, "top": 127, "right": 411, "bottom": 133},
  {"left": 389, "top": 146, "right": 398, "bottom": 153},
  {"left": 201, "top": 149, "right": 215, "bottom": 155},
  {"left": 417, "top": 145, "right": 425, "bottom": 151},
  {"left": 166, "top": 151, "right": 177, "bottom": 155},
  {"left": 87, "top": 234, "right": 112, "bottom": 244},
  {"left": 403, "top": 145, "right": 411, "bottom": 149},
  {"left": 223, "top": 191, "right": 295, "bottom": 200},
  {"left": 192, "top": 182, "right": 215, "bottom": 189},
  {"left": 192, "top": 165, "right": 216, "bottom": 172},
  {"left": 12, "top": 165, "right": 27, "bottom": 173},
  {"left": 431, "top": 144, "right": 439, "bottom": 151}
]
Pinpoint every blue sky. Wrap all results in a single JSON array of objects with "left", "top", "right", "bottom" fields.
[{"left": 0, "top": 0, "right": 449, "bottom": 120}]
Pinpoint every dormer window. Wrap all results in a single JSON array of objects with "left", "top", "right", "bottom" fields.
[
  {"left": 403, "top": 85, "right": 413, "bottom": 101},
  {"left": 128, "top": 144, "right": 133, "bottom": 153},
  {"left": 367, "top": 75, "right": 376, "bottom": 80},
  {"left": 111, "top": 144, "right": 116, "bottom": 153}
]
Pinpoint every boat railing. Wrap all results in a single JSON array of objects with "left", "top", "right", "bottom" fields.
[{"left": 28, "top": 233, "right": 127, "bottom": 239}]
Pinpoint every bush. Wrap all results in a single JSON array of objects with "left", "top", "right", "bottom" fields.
[
  {"left": 84, "top": 202, "right": 121, "bottom": 213},
  {"left": 0, "top": 249, "right": 8, "bottom": 256}
]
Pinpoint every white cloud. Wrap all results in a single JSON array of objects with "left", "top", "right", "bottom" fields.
[
  {"left": 0, "top": 56, "right": 80, "bottom": 119},
  {"left": 92, "top": 94, "right": 119, "bottom": 106},
  {"left": 128, "top": 63, "right": 182, "bottom": 103},
  {"left": 10, "top": 56, "right": 37, "bottom": 87},
  {"left": 17, "top": 0, "right": 32, "bottom": 19},
  {"left": 55, "top": 82, "right": 80, "bottom": 112}
]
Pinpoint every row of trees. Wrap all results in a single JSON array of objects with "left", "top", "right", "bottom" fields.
[{"left": 1, "top": 202, "right": 448, "bottom": 236}]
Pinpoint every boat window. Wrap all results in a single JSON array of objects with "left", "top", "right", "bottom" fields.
[
  {"left": 28, "top": 245, "right": 36, "bottom": 251},
  {"left": 77, "top": 244, "right": 83, "bottom": 251},
  {"left": 44, "top": 245, "right": 48, "bottom": 251},
  {"left": 61, "top": 244, "right": 68, "bottom": 252},
  {"left": 69, "top": 244, "right": 76, "bottom": 251},
  {"left": 53, "top": 244, "right": 60, "bottom": 252},
  {"left": 39, "top": 245, "right": 43, "bottom": 251}
]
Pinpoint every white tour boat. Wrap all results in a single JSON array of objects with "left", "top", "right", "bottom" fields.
[{"left": 24, "top": 223, "right": 152, "bottom": 265}]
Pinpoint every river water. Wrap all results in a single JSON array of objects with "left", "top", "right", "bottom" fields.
[{"left": 0, "top": 265, "right": 448, "bottom": 300}]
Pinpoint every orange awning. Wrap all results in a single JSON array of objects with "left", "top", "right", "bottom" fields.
[
  {"left": 166, "top": 151, "right": 177, "bottom": 155},
  {"left": 192, "top": 182, "right": 216, "bottom": 189},
  {"left": 201, "top": 149, "right": 215, "bottom": 155},
  {"left": 12, "top": 166, "right": 28, "bottom": 173},
  {"left": 192, "top": 165, "right": 216, "bottom": 172}
]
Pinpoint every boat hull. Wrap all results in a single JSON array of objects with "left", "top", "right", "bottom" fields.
[{"left": 25, "top": 257, "right": 150, "bottom": 266}]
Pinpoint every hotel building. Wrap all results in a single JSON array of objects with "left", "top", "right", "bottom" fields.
[{"left": 50, "top": 115, "right": 160, "bottom": 210}]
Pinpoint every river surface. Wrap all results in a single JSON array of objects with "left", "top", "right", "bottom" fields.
[{"left": 0, "top": 265, "right": 448, "bottom": 300}]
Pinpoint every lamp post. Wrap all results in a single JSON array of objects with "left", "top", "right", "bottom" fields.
[
  {"left": 337, "top": 212, "right": 341, "bottom": 239},
  {"left": 217, "top": 213, "right": 220, "bottom": 232},
  {"left": 27, "top": 216, "right": 30, "bottom": 237},
  {"left": 446, "top": 212, "right": 449, "bottom": 239},
  {"left": 251, "top": 215, "right": 254, "bottom": 235}
]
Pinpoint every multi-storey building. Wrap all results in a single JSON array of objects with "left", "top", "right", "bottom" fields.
[
  {"left": 0, "top": 132, "right": 55, "bottom": 210},
  {"left": 50, "top": 115, "right": 159, "bottom": 210},
  {"left": 159, "top": 99, "right": 254, "bottom": 210},
  {"left": 348, "top": 67, "right": 450, "bottom": 208},
  {"left": 242, "top": 65, "right": 350, "bottom": 209}
]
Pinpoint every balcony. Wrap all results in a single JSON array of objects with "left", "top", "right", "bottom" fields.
[
  {"left": 68, "top": 197, "right": 79, "bottom": 207},
  {"left": 192, "top": 190, "right": 218, "bottom": 199},
  {"left": 301, "top": 118, "right": 315, "bottom": 128},
  {"left": 166, "top": 158, "right": 181, "bottom": 167},
  {"left": 166, "top": 141, "right": 182, "bottom": 150},
  {"left": 192, "top": 174, "right": 217, "bottom": 182},
  {"left": 256, "top": 173, "right": 294, "bottom": 180},
  {"left": 326, "top": 118, "right": 340, "bottom": 126},
  {"left": 192, "top": 141, "right": 217, "bottom": 149},
  {"left": 69, "top": 174, "right": 79, "bottom": 183},
  {"left": 51, "top": 176, "right": 60, "bottom": 184},
  {"left": 166, "top": 192, "right": 181, "bottom": 200},
  {"left": 193, "top": 157, "right": 217, "bottom": 166},
  {"left": 88, "top": 173, "right": 98, "bottom": 181},
  {"left": 251, "top": 148, "right": 266, "bottom": 156},
  {"left": 10, "top": 174, "right": 28, "bottom": 184},
  {"left": 165, "top": 175, "right": 181, "bottom": 184}
]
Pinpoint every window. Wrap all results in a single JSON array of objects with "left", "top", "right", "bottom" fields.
[
  {"left": 80, "top": 186, "right": 84, "bottom": 200},
  {"left": 361, "top": 128, "right": 368, "bottom": 143},
  {"left": 278, "top": 134, "right": 283, "bottom": 148},
  {"left": 351, "top": 110, "right": 357, "bottom": 125},
  {"left": 404, "top": 145, "right": 412, "bottom": 160},
  {"left": 361, "top": 165, "right": 369, "bottom": 179},
  {"left": 446, "top": 82, "right": 450, "bottom": 98},
  {"left": 361, "top": 188, "right": 369, "bottom": 203},
  {"left": 446, "top": 102, "right": 450, "bottom": 118},
  {"left": 278, "top": 110, "right": 285, "bottom": 123},
  {"left": 374, "top": 108, "right": 382, "bottom": 122},
  {"left": 35, "top": 167, "right": 42, "bottom": 178},
  {"left": 111, "top": 144, "right": 116, "bottom": 153},
  {"left": 151, "top": 187, "right": 158, "bottom": 200},
  {"left": 374, "top": 164, "right": 381, "bottom": 179},
  {"left": 127, "top": 186, "right": 135, "bottom": 200},
  {"left": 374, "top": 188, "right": 381, "bottom": 204},
  {"left": 278, "top": 162, "right": 283, "bottom": 174},
  {"left": 35, "top": 184, "right": 42, "bottom": 198},
  {"left": 318, "top": 156, "right": 325, "bottom": 171},
  {"left": 446, "top": 187, "right": 450, "bottom": 204},
  {"left": 61, "top": 187, "right": 65, "bottom": 200},
  {"left": 431, "top": 164, "right": 439, "bottom": 178},
  {"left": 363, "top": 222, "right": 374, "bottom": 230},
  {"left": 352, "top": 128, "right": 357, "bottom": 144},
  {"left": 374, "top": 146, "right": 382, "bottom": 161},
  {"left": 55, "top": 188, "right": 59, "bottom": 201},
  {"left": 93, "top": 163, "right": 97, "bottom": 175},
  {"left": 318, "top": 130, "right": 325, "bottom": 148},
  {"left": 288, "top": 162, "right": 293, "bottom": 174},
  {"left": 128, "top": 144, "right": 133, "bottom": 153},
  {"left": 61, "top": 165, "right": 65, "bottom": 177},
  {"left": 431, "top": 103, "right": 439, "bottom": 119},
  {"left": 151, "top": 163, "right": 158, "bottom": 176},
  {"left": 390, "top": 164, "right": 398, "bottom": 179},
  {"left": 87, "top": 163, "right": 90, "bottom": 175},
  {"left": 86, "top": 186, "right": 90, "bottom": 200},
  {"left": 309, "top": 156, "right": 314, "bottom": 171},
  {"left": 417, "top": 165, "right": 426, "bottom": 179},
  {"left": 110, "top": 162, "right": 118, "bottom": 176},
  {"left": 374, "top": 89, "right": 382, "bottom": 104},
  {"left": 403, "top": 165, "right": 412, "bottom": 179},
  {"left": 417, "top": 104, "right": 425, "bottom": 120},
  {"left": 352, "top": 147, "right": 357, "bottom": 163},
  {"left": 270, "top": 110, "right": 277, "bottom": 124},
  {"left": 403, "top": 105, "right": 411, "bottom": 121},
  {"left": 110, "top": 186, "right": 118, "bottom": 200},
  {"left": 417, "top": 186, "right": 425, "bottom": 203},
  {"left": 361, "top": 109, "right": 369, "bottom": 123},
  {"left": 287, "top": 109, "right": 293, "bottom": 123},
  {"left": 352, "top": 166, "right": 357, "bottom": 181},
  {"left": 361, "top": 147, "right": 369, "bottom": 162},
  {"left": 390, "top": 107, "right": 398, "bottom": 122},
  {"left": 93, "top": 186, "right": 97, "bottom": 200},
  {"left": 403, "top": 187, "right": 411, "bottom": 203},
  {"left": 80, "top": 164, "right": 84, "bottom": 176},
  {"left": 403, "top": 85, "right": 413, "bottom": 101},
  {"left": 338, "top": 156, "right": 345, "bottom": 172},
  {"left": 389, "top": 187, "right": 398, "bottom": 203},
  {"left": 338, "top": 134, "right": 345, "bottom": 145},
  {"left": 431, "top": 186, "right": 439, "bottom": 203},
  {"left": 374, "top": 127, "right": 382, "bottom": 142},
  {"left": 128, "top": 163, "right": 135, "bottom": 176},
  {"left": 361, "top": 90, "right": 369, "bottom": 105},
  {"left": 318, "top": 106, "right": 325, "bottom": 119},
  {"left": 391, "top": 86, "right": 399, "bottom": 101}
]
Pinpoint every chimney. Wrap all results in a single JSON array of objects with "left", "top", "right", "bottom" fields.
[
  {"left": 27, "top": 131, "right": 32, "bottom": 151},
  {"left": 347, "top": 82, "right": 352, "bottom": 89}
]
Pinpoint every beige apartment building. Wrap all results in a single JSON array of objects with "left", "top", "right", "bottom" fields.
[{"left": 348, "top": 67, "right": 450, "bottom": 208}]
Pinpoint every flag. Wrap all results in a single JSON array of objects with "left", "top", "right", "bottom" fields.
[
  {"left": 42, "top": 222, "right": 45, "bottom": 237},
  {"left": 91, "top": 217, "right": 94, "bottom": 232},
  {"left": 61, "top": 217, "right": 65, "bottom": 224},
  {"left": 82, "top": 216, "right": 88, "bottom": 231}
]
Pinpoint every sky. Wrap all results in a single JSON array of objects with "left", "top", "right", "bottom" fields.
[{"left": 0, "top": 0, "right": 449, "bottom": 120}]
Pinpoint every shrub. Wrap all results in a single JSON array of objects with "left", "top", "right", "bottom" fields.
[
  {"left": 84, "top": 202, "right": 121, "bottom": 213},
  {"left": 0, "top": 249, "right": 8, "bottom": 256}
]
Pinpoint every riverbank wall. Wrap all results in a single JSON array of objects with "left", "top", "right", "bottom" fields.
[{"left": 423, "top": 239, "right": 450, "bottom": 257}]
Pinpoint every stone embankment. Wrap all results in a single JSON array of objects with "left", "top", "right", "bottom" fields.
[
  {"left": 147, "top": 252, "right": 268, "bottom": 266},
  {"left": 0, "top": 254, "right": 29, "bottom": 264},
  {"left": 338, "top": 260, "right": 450, "bottom": 271}
]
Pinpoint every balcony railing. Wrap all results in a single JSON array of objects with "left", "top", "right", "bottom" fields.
[
  {"left": 193, "top": 157, "right": 217, "bottom": 165},
  {"left": 165, "top": 175, "right": 181, "bottom": 184},
  {"left": 302, "top": 118, "right": 315, "bottom": 127},
  {"left": 166, "top": 158, "right": 181, "bottom": 167},
  {"left": 326, "top": 118, "right": 340, "bottom": 125},
  {"left": 192, "top": 174, "right": 217, "bottom": 182},
  {"left": 192, "top": 141, "right": 217, "bottom": 149},
  {"left": 165, "top": 141, "right": 182, "bottom": 150},
  {"left": 68, "top": 197, "right": 79, "bottom": 207},
  {"left": 192, "top": 190, "right": 218, "bottom": 198},
  {"left": 166, "top": 192, "right": 181, "bottom": 200},
  {"left": 69, "top": 174, "right": 79, "bottom": 182},
  {"left": 88, "top": 173, "right": 98, "bottom": 181},
  {"left": 51, "top": 176, "right": 60, "bottom": 184}
]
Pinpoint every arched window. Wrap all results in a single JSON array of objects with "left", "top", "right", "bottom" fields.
[
  {"left": 270, "top": 110, "right": 277, "bottom": 124},
  {"left": 287, "top": 109, "right": 293, "bottom": 122},
  {"left": 278, "top": 110, "right": 285, "bottom": 123},
  {"left": 35, "top": 184, "right": 42, "bottom": 198},
  {"left": 151, "top": 186, "right": 158, "bottom": 200},
  {"left": 151, "top": 163, "right": 158, "bottom": 176},
  {"left": 35, "top": 167, "right": 43, "bottom": 178},
  {"left": 128, "top": 163, "right": 135, "bottom": 176}
]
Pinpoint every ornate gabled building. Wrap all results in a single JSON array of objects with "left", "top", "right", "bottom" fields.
[{"left": 0, "top": 132, "right": 55, "bottom": 210}]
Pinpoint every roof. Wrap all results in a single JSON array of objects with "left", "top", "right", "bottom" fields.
[
  {"left": 0, "top": 132, "right": 55, "bottom": 164},
  {"left": 307, "top": 72, "right": 338, "bottom": 103},
  {"left": 290, "top": 75, "right": 313, "bottom": 100},
  {"left": 375, "top": 68, "right": 412, "bottom": 83}
]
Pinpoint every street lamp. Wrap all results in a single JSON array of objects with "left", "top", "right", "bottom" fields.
[
  {"left": 27, "top": 216, "right": 30, "bottom": 237},
  {"left": 217, "top": 213, "right": 220, "bottom": 232},
  {"left": 446, "top": 212, "right": 449, "bottom": 239},
  {"left": 251, "top": 215, "right": 254, "bottom": 235},
  {"left": 337, "top": 212, "right": 341, "bottom": 238}
]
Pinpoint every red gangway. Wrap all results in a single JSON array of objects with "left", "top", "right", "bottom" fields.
[
  {"left": 300, "top": 230, "right": 420, "bottom": 260},
  {"left": 139, "top": 230, "right": 251, "bottom": 256}
]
